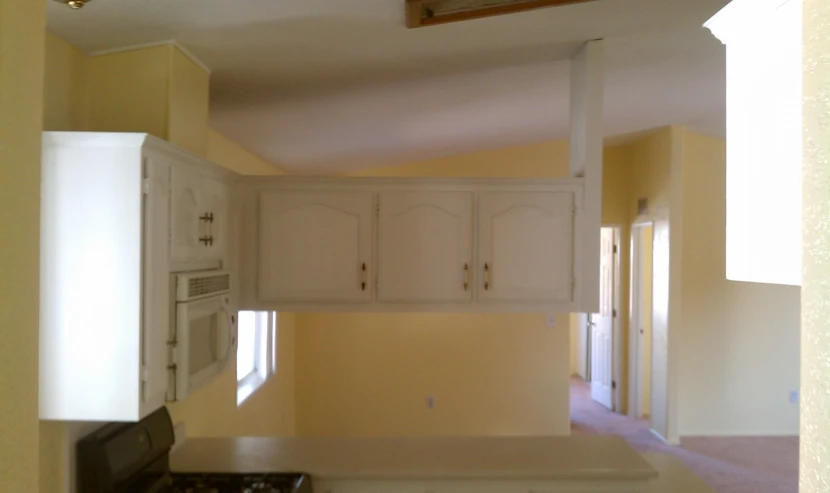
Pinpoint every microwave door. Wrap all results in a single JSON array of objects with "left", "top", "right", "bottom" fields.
[{"left": 175, "top": 295, "right": 233, "bottom": 400}]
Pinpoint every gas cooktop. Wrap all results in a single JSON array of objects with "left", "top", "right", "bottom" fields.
[{"left": 169, "top": 472, "right": 310, "bottom": 493}]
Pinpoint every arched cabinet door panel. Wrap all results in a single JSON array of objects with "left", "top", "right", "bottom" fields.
[
  {"left": 478, "top": 191, "right": 575, "bottom": 303},
  {"left": 258, "top": 191, "right": 374, "bottom": 303}
]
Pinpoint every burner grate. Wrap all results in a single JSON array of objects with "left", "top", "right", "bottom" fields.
[{"left": 169, "top": 472, "right": 307, "bottom": 493}]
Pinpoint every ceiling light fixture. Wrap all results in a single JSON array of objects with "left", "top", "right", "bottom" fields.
[
  {"left": 55, "top": 0, "right": 92, "bottom": 9},
  {"left": 405, "top": 0, "right": 597, "bottom": 28}
]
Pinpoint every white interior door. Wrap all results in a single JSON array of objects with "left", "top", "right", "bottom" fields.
[{"left": 590, "top": 227, "right": 615, "bottom": 409}]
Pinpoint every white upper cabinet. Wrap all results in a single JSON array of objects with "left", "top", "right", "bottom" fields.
[
  {"left": 170, "top": 166, "right": 229, "bottom": 266},
  {"left": 477, "top": 191, "right": 575, "bottom": 303},
  {"left": 239, "top": 178, "right": 585, "bottom": 312},
  {"left": 258, "top": 190, "right": 374, "bottom": 303},
  {"left": 170, "top": 165, "right": 203, "bottom": 262},
  {"left": 705, "top": 0, "right": 802, "bottom": 286},
  {"left": 377, "top": 191, "right": 474, "bottom": 303}
]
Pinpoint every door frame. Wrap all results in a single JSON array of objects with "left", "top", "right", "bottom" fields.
[
  {"left": 586, "top": 225, "right": 622, "bottom": 410},
  {"left": 628, "top": 221, "right": 653, "bottom": 419}
]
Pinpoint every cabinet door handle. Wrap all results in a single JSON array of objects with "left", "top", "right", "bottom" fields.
[
  {"left": 484, "top": 262, "right": 491, "bottom": 291},
  {"left": 360, "top": 262, "right": 367, "bottom": 291},
  {"left": 199, "top": 212, "right": 214, "bottom": 247},
  {"left": 463, "top": 263, "right": 470, "bottom": 291}
]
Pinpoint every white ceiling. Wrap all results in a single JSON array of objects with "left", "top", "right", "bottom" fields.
[{"left": 47, "top": 0, "right": 729, "bottom": 173}]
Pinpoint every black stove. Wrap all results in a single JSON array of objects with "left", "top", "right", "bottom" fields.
[{"left": 76, "top": 407, "right": 312, "bottom": 493}]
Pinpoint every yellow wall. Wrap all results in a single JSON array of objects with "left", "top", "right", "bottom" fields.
[
  {"left": 207, "top": 128, "right": 285, "bottom": 175},
  {"left": 43, "top": 33, "right": 87, "bottom": 131},
  {"left": 678, "top": 131, "right": 800, "bottom": 435},
  {"left": 86, "top": 46, "right": 172, "bottom": 141},
  {"left": 168, "top": 48, "right": 209, "bottom": 156},
  {"left": 625, "top": 127, "right": 676, "bottom": 440},
  {"left": 348, "top": 139, "right": 571, "bottom": 178},
  {"left": 296, "top": 313, "right": 570, "bottom": 436},
  {"left": 0, "top": 2, "right": 46, "bottom": 491},
  {"left": 85, "top": 44, "right": 210, "bottom": 156}
]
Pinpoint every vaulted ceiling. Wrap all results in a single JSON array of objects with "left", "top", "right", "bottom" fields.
[{"left": 47, "top": 0, "right": 729, "bottom": 173}]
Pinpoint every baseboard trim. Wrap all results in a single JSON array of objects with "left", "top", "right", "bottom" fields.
[
  {"left": 649, "top": 428, "right": 680, "bottom": 445},
  {"left": 680, "top": 431, "right": 799, "bottom": 438},
  {"left": 680, "top": 429, "right": 799, "bottom": 438}
]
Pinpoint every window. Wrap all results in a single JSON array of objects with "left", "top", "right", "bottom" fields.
[{"left": 237, "top": 310, "right": 278, "bottom": 405}]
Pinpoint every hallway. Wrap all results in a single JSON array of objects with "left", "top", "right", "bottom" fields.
[{"left": 569, "top": 378, "right": 797, "bottom": 493}]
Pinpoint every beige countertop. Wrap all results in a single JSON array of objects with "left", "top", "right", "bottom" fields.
[{"left": 170, "top": 435, "right": 658, "bottom": 481}]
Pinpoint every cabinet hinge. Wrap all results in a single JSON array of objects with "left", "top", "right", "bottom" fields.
[
  {"left": 613, "top": 244, "right": 618, "bottom": 254},
  {"left": 572, "top": 203, "right": 577, "bottom": 218},
  {"left": 612, "top": 380, "right": 617, "bottom": 390},
  {"left": 142, "top": 178, "right": 151, "bottom": 195},
  {"left": 613, "top": 309, "right": 617, "bottom": 318},
  {"left": 140, "top": 366, "right": 149, "bottom": 382},
  {"left": 571, "top": 277, "right": 576, "bottom": 297}
]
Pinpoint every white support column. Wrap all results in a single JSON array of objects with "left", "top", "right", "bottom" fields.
[
  {"left": 801, "top": 1, "right": 830, "bottom": 490},
  {"left": 570, "top": 40, "right": 604, "bottom": 312}
]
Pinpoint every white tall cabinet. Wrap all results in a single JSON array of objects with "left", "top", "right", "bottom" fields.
[
  {"left": 40, "top": 133, "right": 170, "bottom": 421},
  {"left": 39, "top": 132, "right": 233, "bottom": 422}
]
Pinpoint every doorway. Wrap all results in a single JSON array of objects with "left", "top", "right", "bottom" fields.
[
  {"left": 628, "top": 223, "right": 654, "bottom": 420},
  {"left": 572, "top": 226, "right": 621, "bottom": 412}
]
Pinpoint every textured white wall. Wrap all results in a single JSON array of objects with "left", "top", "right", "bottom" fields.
[{"left": 801, "top": 0, "right": 830, "bottom": 490}]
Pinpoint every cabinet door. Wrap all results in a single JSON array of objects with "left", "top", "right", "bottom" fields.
[
  {"left": 478, "top": 191, "right": 574, "bottom": 303},
  {"left": 201, "top": 176, "right": 229, "bottom": 264},
  {"left": 258, "top": 191, "right": 374, "bottom": 303},
  {"left": 377, "top": 191, "right": 473, "bottom": 303},
  {"left": 170, "top": 165, "right": 204, "bottom": 262}
]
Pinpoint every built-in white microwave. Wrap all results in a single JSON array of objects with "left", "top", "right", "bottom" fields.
[{"left": 166, "top": 269, "right": 235, "bottom": 402}]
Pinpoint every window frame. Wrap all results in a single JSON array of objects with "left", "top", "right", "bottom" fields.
[{"left": 236, "top": 310, "right": 278, "bottom": 405}]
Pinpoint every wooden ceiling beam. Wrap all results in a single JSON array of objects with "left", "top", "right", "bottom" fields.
[{"left": 405, "top": 0, "right": 598, "bottom": 28}]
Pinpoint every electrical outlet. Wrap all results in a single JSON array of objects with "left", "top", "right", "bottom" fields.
[
  {"left": 789, "top": 390, "right": 799, "bottom": 404},
  {"left": 426, "top": 396, "right": 435, "bottom": 410},
  {"left": 546, "top": 314, "right": 557, "bottom": 328}
]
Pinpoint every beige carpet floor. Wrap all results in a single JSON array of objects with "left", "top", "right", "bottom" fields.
[{"left": 569, "top": 377, "right": 798, "bottom": 493}]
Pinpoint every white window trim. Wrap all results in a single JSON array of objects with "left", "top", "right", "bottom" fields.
[{"left": 237, "top": 311, "right": 278, "bottom": 406}]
